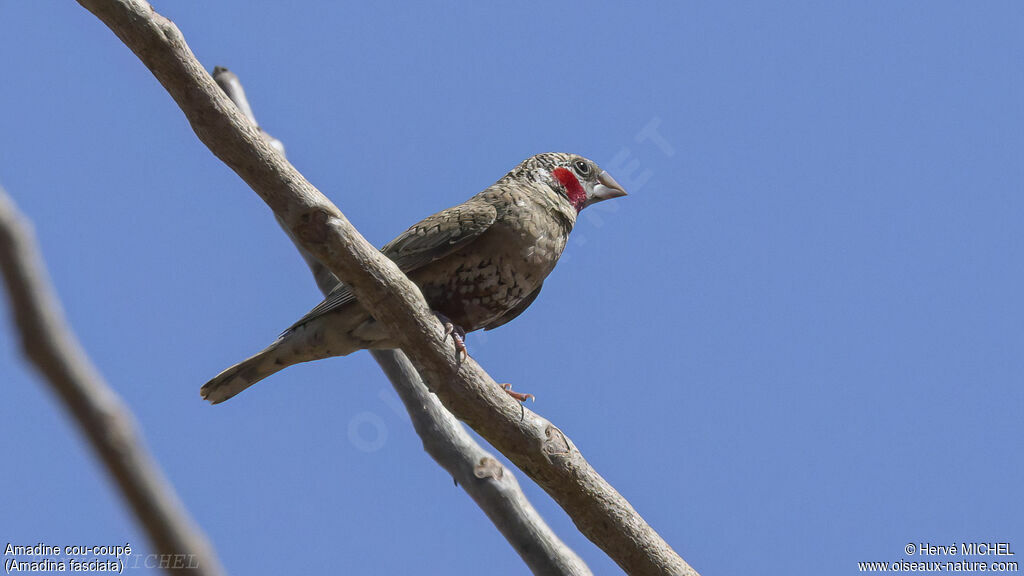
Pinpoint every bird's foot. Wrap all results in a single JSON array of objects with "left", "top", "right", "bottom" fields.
[
  {"left": 501, "top": 383, "right": 535, "bottom": 403},
  {"left": 437, "top": 313, "right": 468, "bottom": 365},
  {"left": 444, "top": 323, "right": 468, "bottom": 365}
]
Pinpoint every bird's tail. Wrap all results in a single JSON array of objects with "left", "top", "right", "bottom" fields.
[{"left": 200, "top": 343, "right": 289, "bottom": 404}]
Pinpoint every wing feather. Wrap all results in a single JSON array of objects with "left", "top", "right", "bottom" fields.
[{"left": 283, "top": 201, "right": 497, "bottom": 333}]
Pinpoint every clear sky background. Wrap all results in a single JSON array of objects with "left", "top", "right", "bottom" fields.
[{"left": 2, "top": 2, "right": 1022, "bottom": 575}]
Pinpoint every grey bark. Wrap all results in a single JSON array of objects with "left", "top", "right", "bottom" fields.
[{"left": 0, "top": 186, "right": 225, "bottom": 576}]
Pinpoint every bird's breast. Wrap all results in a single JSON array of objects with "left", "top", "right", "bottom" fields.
[{"left": 413, "top": 202, "right": 569, "bottom": 331}]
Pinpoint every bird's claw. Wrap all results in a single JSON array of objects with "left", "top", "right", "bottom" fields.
[
  {"left": 501, "top": 383, "right": 535, "bottom": 403},
  {"left": 443, "top": 321, "right": 468, "bottom": 365}
]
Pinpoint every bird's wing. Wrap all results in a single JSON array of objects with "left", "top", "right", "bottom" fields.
[
  {"left": 482, "top": 282, "right": 543, "bottom": 331},
  {"left": 284, "top": 282, "right": 357, "bottom": 334},
  {"left": 283, "top": 201, "right": 497, "bottom": 333},
  {"left": 380, "top": 200, "right": 497, "bottom": 272}
]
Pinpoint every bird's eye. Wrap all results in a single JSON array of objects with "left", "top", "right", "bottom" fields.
[{"left": 574, "top": 160, "right": 591, "bottom": 176}]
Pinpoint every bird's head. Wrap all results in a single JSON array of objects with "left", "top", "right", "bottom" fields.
[{"left": 505, "top": 153, "right": 628, "bottom": 213}]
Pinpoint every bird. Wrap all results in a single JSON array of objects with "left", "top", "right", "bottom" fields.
[{"left": 201, "top": 152, "right": 627, "bottom": 404}]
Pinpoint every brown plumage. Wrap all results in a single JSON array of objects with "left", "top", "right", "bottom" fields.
[{"left": 201, "top": 153, "right": 626, "bottom": 403}]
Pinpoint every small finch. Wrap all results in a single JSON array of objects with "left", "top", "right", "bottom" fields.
[{"left": 201, "top": 153, "right": 627, "bottom": 404}]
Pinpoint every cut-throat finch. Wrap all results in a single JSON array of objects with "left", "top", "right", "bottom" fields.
[{"left": 201, "top": 152, "right": 627, "bottom": 404}]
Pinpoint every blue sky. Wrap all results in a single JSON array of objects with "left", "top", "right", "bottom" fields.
[{"left": 2, "top": 2, "right": 1022, "bottom": 575}]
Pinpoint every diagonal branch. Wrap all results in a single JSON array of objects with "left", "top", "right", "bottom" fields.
[
  {"left": 77, "top": 1, "right": 698, "bottom": 574},
  {"left": 0, "top": 185, "right": 225, "bottom": 576},
  {"left": 213, "top": 68, "right": 592, "bottom": 575}
]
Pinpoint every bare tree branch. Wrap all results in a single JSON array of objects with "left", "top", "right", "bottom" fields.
[
  {"left": 213, "top": 68, "right": 592, "bottom": 575},
  {"left": 0, "top": 185, "right": 225, "bottom": 575},
  {"left": 77, "top": 1, "right": 698, "bottom": 574}
]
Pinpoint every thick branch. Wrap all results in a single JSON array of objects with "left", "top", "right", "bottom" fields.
[
  {"left": 0, "top": 186, "right": 224, "bottom": 575},
  {"left": 213, "top": 69, "right": 591, "bottom": 575},
  {"left": 78, "top": 2, "right": 697, "bottom": 574}
]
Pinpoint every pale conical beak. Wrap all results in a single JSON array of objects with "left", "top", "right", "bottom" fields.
[{"left": 586, "top": 170, "right": 628, "bottom": 208}]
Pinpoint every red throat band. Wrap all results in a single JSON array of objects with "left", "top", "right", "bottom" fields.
[{"left": 551, "top": 167, "right": 586, "bottom": 213}]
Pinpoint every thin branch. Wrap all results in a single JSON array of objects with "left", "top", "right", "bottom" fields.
[
  {"left": 213, "top": 68, "right": 592, "bottom": 575},
  {"left": 78, "top": 2, "right": 698, "bottom": 574},
  {"left": 0, "top": 186, "right": 225, "bottom": 575}
]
